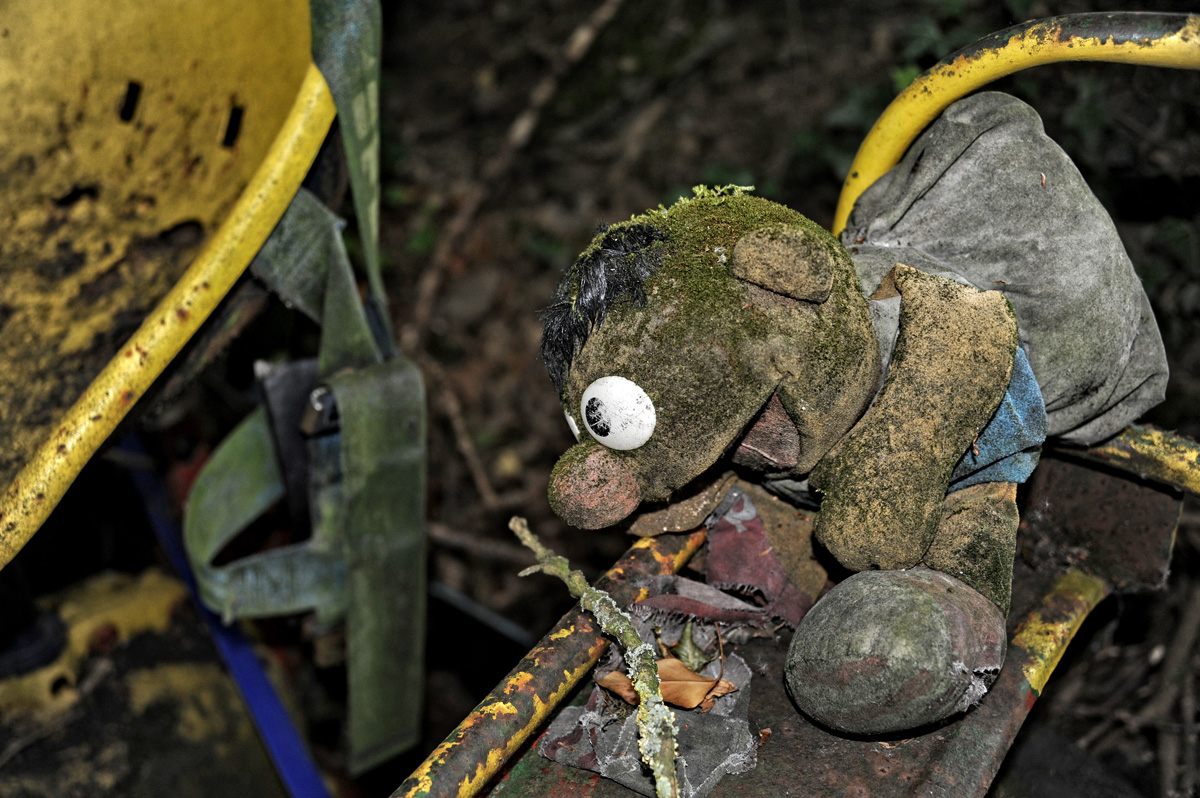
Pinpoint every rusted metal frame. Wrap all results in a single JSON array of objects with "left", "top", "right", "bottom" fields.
[
  {"left": 912, "top": 571, "right": 1108, "bottom": 797},
  {"left": 393, "top": 530, "right": 706, "bottom": 798},
  {"left": 466, "top": 450, "right": 1181, "bottom": 797},
  {"left": 1063, "top": 424, "right": 1200, "bottom": 499},
  {"left": 474, "top": 570, "right": 1110, "bottom": 798}
]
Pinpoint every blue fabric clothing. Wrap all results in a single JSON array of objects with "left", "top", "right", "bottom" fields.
[{"left": 948, "top": 347, "right": 1046, "bottom": 491}]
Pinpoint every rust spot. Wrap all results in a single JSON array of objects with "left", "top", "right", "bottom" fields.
[
  {"left": 175, "top": 307, "right": 190, "bottom": 322},
  {"left": 125, "top": 349, "right": 134, "bottom": 358},
  {"left": 57, "top": 444, "right": 67, "bottom": 454},
  {"left": 89, "top": 622, "right": 120, "bottom": 654},
  {"left": 35, "top": 493, "right": 44, "bottom": 501},
  {"left": 121, "top": 390, "right": 136, "bottom": 405}
]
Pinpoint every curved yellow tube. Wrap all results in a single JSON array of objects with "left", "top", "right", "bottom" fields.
[
  {"left": 1012, "top": 570, "right": 1107, "bottom": 695},
  {"left": 833, "top": 12, "right": 1200, "bottom": 236},
  {"left": 0, "top": 64, "right": 337, "bottom": 570}
]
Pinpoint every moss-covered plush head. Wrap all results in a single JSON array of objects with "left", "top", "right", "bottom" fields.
[{"left": 542, "top": 189, "right": 881, "bottom": 529}]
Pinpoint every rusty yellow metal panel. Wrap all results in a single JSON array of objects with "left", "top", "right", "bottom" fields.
[
  {"left": 833, "top": 13, "right": 1200, "bottom": 235},
  {"left": 0, "top": 1, "right": 337, "bottom": 568},
  {"left": 0, "top": 570, "right": 187, "bottom": 721},
  {"left": 0, "top": 569, "right": 287, "bottom": 797}
]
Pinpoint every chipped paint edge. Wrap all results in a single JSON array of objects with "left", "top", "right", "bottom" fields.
[
  {"left": 392, "top": 530, "right": 705, "bottom": 798},
  {"left": 1011, "top": 570, "right": 1108, "bottom": 695}
]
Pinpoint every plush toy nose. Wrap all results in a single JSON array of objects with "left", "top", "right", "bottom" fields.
[{"left": 548, "top": 444, "right": 642, "bottom": 529}]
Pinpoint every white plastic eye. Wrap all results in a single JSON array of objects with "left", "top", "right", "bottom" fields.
[
  {"left": 563, "top": 408, "right": 581, "bottom": 441},
  {"left": 580, "top": 376, "right": 656, "bottom": 450}
]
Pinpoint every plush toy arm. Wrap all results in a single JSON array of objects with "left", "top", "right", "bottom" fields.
[{"left": 810, "top": 264, "right": 1018, "bottom": 572}]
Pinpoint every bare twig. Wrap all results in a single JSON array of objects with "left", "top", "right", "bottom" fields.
[
  {"left": 401, "top": 0, "right": 627, "bottom": 354},
  {"left": 419, "top": 355, "right": 501, "bottom": 510},
  {"left": 1182, "top": 660, "right": 1197, "bottom": 798},
  {"left": 1161, "top": 723, "right": 1181, "bottom": 798},
  {"left": 1076, "top": 713, "right": 1118, "bottom": 751},
  {"left": 509, "top": 516, "right": 679, "bottom": 798},
  {"left": 1133, "top": 581, "right": 1200, "bottom": 728},
  {"left": 1178, "top": 511, "right": 1200, "bottom": 531},
  {"left": 428, "top": 521, "right": 533, "bottom": 565}
]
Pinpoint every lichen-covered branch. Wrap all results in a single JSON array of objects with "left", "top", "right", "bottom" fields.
[{"left": 509, "top": 516, "right": 679, "bottom": 798}]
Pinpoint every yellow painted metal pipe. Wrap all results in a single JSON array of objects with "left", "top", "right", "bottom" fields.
[
  {"left": 394, "top": 531, "right": 706, "bottom": 798},
  {"left": 1011, "top": 570, "right": 1108, "bottom": 695},
  {"left": 833, "top": 12, "right": 1200, "bottom": 236},
  {"left": 1068, "top": 424, "right": 1200, "bottom": 499},
  {"left": 0, "top": 64, "right": 337, "bottom": 570}
]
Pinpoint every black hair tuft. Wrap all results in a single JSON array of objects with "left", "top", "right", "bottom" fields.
[{"left": 540, "top": 222, "right": 666, "bottom": 396}]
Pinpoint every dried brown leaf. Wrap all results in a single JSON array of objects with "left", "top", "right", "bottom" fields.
[
  {"left": 596, "top": 657, "right": 738, "bottom": 712},
  {"left": 595, "top": 670, "right": 640, "bottom": 704}
]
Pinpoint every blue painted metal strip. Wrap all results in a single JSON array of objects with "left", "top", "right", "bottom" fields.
[{"left": 120, "top": 436, "right": 332, "bottom": 798}]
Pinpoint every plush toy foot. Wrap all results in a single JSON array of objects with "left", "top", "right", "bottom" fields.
[{"left": 785, "top": 567, "right": 1006, "bottom": 735}]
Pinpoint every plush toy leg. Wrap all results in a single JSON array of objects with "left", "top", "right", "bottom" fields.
[
  {"left": 924, "top": 480, "right": 1020, "bottom": 616},
  {"left": 786, "top": 481, "right": 1019, "bottom": 735},
  {"left": 785, "top": 567, "right": 1006, "bottom": 735}
]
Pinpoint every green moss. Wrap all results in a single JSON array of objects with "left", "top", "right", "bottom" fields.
[
  {"left": 810, "top": 267, "right": 1019, "bottom": 572},
  {"left": 557, "top": 190, "right": 878, "bottom": 503}
]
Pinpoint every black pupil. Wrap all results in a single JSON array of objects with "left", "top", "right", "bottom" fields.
[{"left": 585, "top": 397, "right": 611, "bottom": 437}]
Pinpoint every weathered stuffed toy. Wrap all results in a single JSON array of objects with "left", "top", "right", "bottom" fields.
[{"left": 540, "top": 93, "right": 1168, "bottom": 734}]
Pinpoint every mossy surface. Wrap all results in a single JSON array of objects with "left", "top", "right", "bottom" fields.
[
  {"left": 810, "top": 265, "right": 1019, "bottom": 572},
  {"left": 547, "top": 439, "right": 640, "bottom": 528},
  {"left": 924, "top": 481, "right": 1019, "bottom": 613},
  {"left": 562, "top": 191, "right": 876, "bottom": 502},
  {"left": 785, "top": 567, "right": 1006, "bottom": 734}
]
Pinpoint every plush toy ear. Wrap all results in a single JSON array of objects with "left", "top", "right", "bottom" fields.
[{"left": 731, "top": 224, "right": 836, "bottom": 303}]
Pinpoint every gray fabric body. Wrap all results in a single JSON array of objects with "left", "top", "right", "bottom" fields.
[{"left": 843, "top": 92, "right": 1167, "bottom": 445}]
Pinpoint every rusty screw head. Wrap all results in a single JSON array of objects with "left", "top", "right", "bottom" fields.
[{"left": 88, "top": 622, "right": 121, "bottom": 655}]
